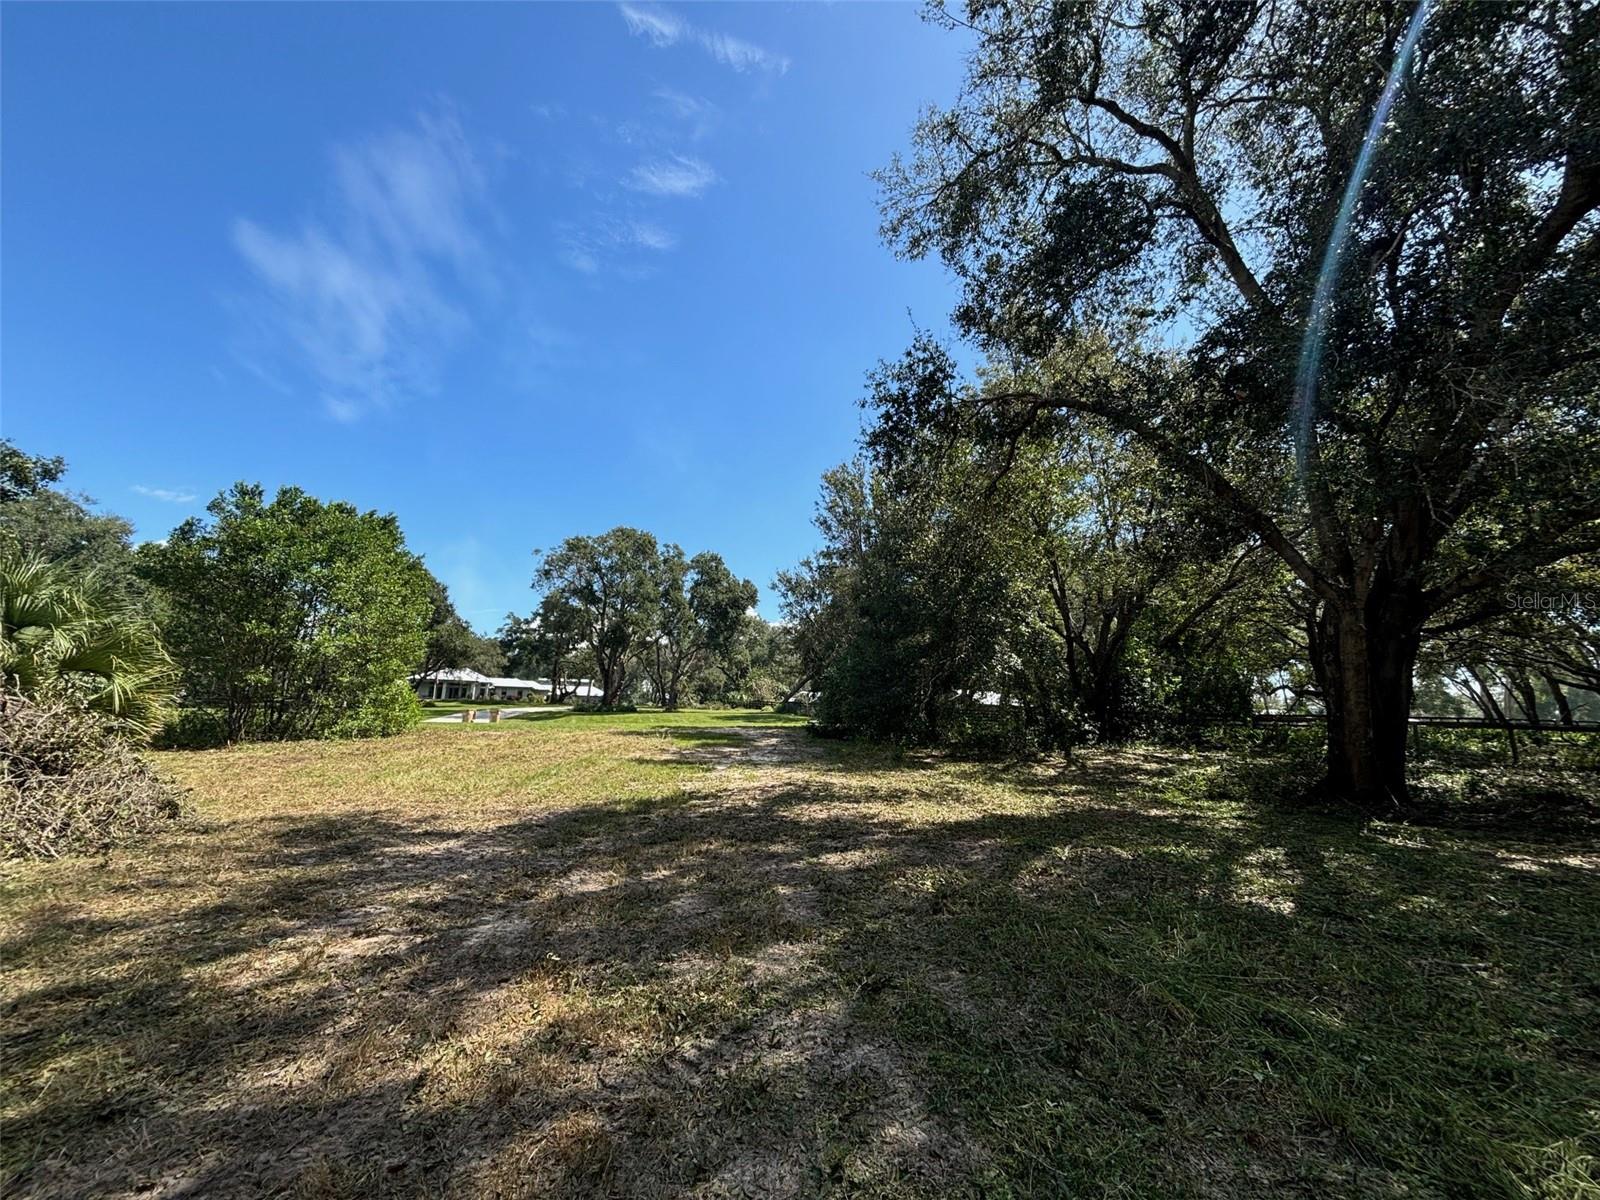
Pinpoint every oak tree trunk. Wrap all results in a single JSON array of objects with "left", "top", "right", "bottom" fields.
[
  {"left": 1544, "top": 674, "right": 1575, "bottom": 727},
  {"left": 1313, "top": 600, "right": 1419, "bottom": 809}
]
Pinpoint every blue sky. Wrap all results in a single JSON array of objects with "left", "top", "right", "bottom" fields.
[{"left": 2, "top": 2, "right": 969, "bottom": 627}]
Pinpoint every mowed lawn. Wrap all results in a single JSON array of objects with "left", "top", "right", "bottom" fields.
[{"left": 2, "top": 713, "right": 1598, "bottom": 1199}]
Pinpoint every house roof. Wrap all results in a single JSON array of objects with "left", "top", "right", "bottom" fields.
[
  {"left": 484, "top": 677, "right": 551, "bottom": 690},
  {"left": 412, "top": 667, "right": 494, "bottom": 683},
  {"left": 412, "top": 669, "right": 605, "bottom": 699}
]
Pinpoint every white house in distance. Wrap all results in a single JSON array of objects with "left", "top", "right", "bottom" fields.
[{"left": 411, "top": 668, "right": 602, "bottom": 703}]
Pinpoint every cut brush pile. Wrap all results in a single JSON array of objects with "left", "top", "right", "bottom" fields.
[{"left": 0, "top": 691, "right": 185, "bottom": 858}]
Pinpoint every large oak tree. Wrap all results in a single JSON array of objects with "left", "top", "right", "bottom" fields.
[
  {"left": 645, "top": 547, "right": 758, "bottom": 710},
  {"left": 532, "top": 527, "right": 661, "bottom": 707},
  {"left": 874, "top": 0, "right": 1599, "bottom": 805}
]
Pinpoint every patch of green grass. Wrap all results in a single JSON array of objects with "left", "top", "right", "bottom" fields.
[
  {"left": 810, "top": 748, "right": 1600, "bottom": 1197},
  {"left": 0, "top": 719, "right": 1595, "bottom": 1198},
  {"left": 419, "top": 698, "right": 527, "bottom": 712}
]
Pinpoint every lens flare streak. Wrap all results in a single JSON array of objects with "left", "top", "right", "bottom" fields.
[{"left": 1293, "top": 0, "right": 1433, "bottom": 479}]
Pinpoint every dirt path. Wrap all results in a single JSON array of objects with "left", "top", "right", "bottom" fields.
[{"left": 670, "top": 723, "right": 829, "bottom": 767}]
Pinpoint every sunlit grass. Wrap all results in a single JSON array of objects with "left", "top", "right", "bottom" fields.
[{"left": 1, "top": 714, "right": 1595, "bottom": 1198}]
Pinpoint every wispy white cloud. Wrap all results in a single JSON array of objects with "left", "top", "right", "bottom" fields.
[
  {"left": 561, "top": 243, "right": 602, "bottom": 276},
  {"left": 698, "top": 30, "right": 786, "bottom": 74},
  {"left": 230, "top": 110, "right": 494, "bottom": 421},
  {"left": 625, "top": 154, "right": 717, "bottom": 198},
  {"left": 559, "top": 217, "right": 678, "bottom": 275},
  {"left": 132, "top": 485, "right": 198, "bottom": 504},
  {"left": 613, "top": 89, "right": 721, "bottom": 152},
  {"left": 652, "top": 88, "right": 721, "bottom": 140},
  {"left": 618, "top": 3, "right": 790, "bottom": 74},
  {"left": 618, "top": 2, "right": 685, "bottom": 47},
  {"left": 627, "top": 220, "right": 676, "bottom": 251}
]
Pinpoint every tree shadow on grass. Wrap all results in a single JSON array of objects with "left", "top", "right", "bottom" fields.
[{"left": 2, "top": 729, "right": 1596, "bottom": 1198}]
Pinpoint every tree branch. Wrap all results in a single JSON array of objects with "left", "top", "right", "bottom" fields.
[{"left": 981, "top": 386, "right": 1339, "bottom": 603}]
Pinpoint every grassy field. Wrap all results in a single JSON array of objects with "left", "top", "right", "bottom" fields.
[{"left": 2, "top": 711, "right": 1597, "bottom": 1198}]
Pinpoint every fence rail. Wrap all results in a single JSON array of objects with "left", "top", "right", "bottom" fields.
[{"left": 1246, "top": 713, "right": 1600, "bottom": 733}]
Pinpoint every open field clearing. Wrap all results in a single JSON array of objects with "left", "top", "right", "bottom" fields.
[{"left": 3, "top": 712, "right": 1598, "bottom": 1198}]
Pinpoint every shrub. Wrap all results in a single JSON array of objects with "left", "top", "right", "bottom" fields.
[
  {"left": 941, "top": 700, "right": 1040, "bottom": 757},
  {"left": 156, "top": 686, "right": 423, "bottom": 749},
  {"left": 569, "top": 699, "right": 637, "bottom": 714},
  {"left": 136, "top": 484, "right": 431, "bottom": 744},
  {"left": 0, "top": 692, "right": 186, "bottom": 858},
  {"left": 152, "top": 707, "right": 230, "bottom": 750},
  {"left": 333, "top": 680, "right": 423, "bottom": 739},
  {"left": 1, "top": 549, "right": 176, "bottom": 737}
]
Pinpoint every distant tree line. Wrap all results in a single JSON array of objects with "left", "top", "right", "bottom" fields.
[
  {"left": 1, "top": 443, "right": 792, "bottom": 754},
  {"left": 499, "top": 526, "right": 795, "bottom": 710}
]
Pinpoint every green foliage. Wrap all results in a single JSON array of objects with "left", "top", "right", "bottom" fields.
[
  {"left": 332, "top": 678, "right": 424, "bottom": 739},
  {"left": 785, "top": 456, "right": 1027, "bottom": 746},
  {"left": 499, "top": 594, "right": 589, "bottom": 697},
  {"left": 523, "top": 530, "right": 763, "bottom": 709},
  {"left": 468, "top": 635, "right": 507, "bottom": 677},
  {"left": 532, "top": 528, "right": 661, "bottom": 707},
  {"left": 496, "top": 611, "right": 541, "bottom": 678},
  {"left": 0, "top": 490, "right": 139, "bottom": 582},
  {"left": 644, "top": 546, "right": 757, "bottom": 708},
  {"left": 775, "top": 462, "right": 877, "bottom": 705},
  {"left": 872, "top": 0, "right": 1599, "bottom": 801},
  {"left": 782, "top": 409, "right": 1283, "bottom": 751},
  {"left": 418, "top": 574, "right": 479, "bottom": 674},
  {"left": 0, "top": 549, "right": 176, "bottom": 737},
  {"left": 568, "top": 699, "right": 638, "bottom": 714},
  {"left": 151, "top": 707, "right": 230, "bottom": 751},
  {"left": 703, "top": 615, "right": 799, "bottom": 708},
  {"left": 138, "top": 484, "right": 431, "bottom": 744},
  {"left": 1419, "top": 556, "right": 1600, "bottom": 727},
  {"left": 0, "top": 440, "right": 65, "bottom": 504},
  {"left": 0, "top": 441, "right": 144, "bottom": 599}
]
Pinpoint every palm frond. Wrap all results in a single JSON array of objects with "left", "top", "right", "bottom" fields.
[{"left": 0, "top": 548, "right": 175, "bottom": 738}]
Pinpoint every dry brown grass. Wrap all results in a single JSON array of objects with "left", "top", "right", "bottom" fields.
[{"left": 2, "top": 711, "right": 1596, "bottom": 1198}]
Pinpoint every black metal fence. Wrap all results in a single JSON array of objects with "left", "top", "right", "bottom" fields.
[{"left": 1247, "top": 713, "right": 1600, "bottom": 733}]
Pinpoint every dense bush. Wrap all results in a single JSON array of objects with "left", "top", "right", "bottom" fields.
[
  {"left": 138, "top": 484, "right": 430, "bottom": 744},
  {"left": 0, "top": 691, "right": 186, "bottom": 858},
  {"left": 151, "top": 707, "right": 231, "bottom": 750},
  {"left": 160, "top": 685, "right": 424, "bottom": 749},
  {"left": 936, "top": 700, "right": 1040, "bottom": 757},
  {"left": 332, "top": 680, "right": 424, "bottom": 739}
]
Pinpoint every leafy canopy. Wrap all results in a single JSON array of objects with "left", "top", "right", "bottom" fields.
[
  {"left": 532, "top": 527, "right": 661, "bottom": 707},
  {"left": 138, "top": 484, "right": 431, "bottom": 743}
]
